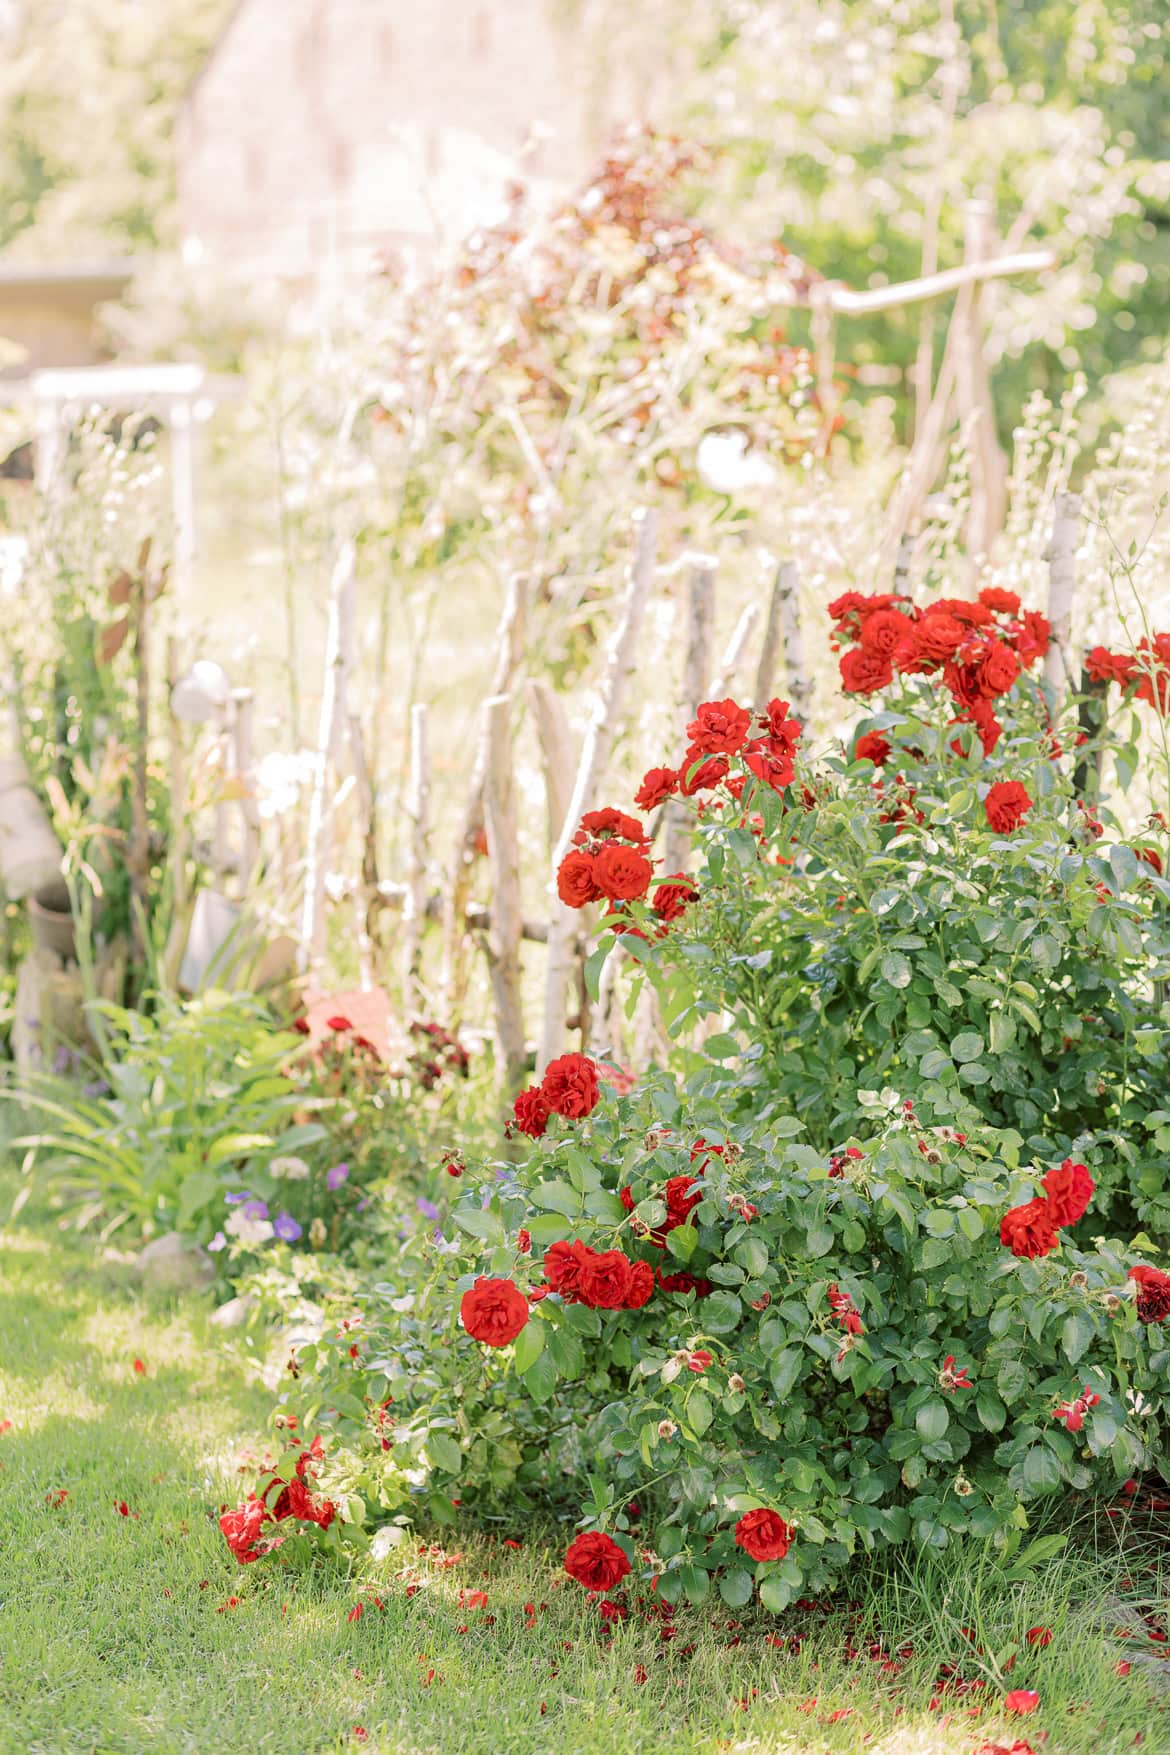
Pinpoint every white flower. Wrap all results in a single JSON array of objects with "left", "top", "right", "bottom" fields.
[
  {"left": 225, "top": 1210, "right": 274, "bottom": 1248},
  {"left": 697, "top": 429, "right": 778, "bottom": 495},
  {"left": 269, "top": 1155, "right": 311, "bottom": 1181}
]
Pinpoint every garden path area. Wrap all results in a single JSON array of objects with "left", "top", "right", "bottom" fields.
[{"left": 2, "top": 1184, "right": 1167, "bottom": 1755}]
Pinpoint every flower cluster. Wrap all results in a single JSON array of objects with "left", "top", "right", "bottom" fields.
[
  {"left": 512, "top": 1052, "right": 601, "bottom": 1139},
  {"left": 1052, "top": 1384, "right": 1101, "bottom": 1433},
  {"left": 542, "top": 1239, "right": 655, "bottom": 1309},
  {"left": 556, "top": 810, "right": 654, "bottom": 908},
  {"left": 220, "top": 1438, "right": 337, "bottom": 1565},
  {"left": 830, "top": 586, "right": 1050, "bottom": 754},
  {"left": 1087, "top": 632, "right": 1170, "bottom": 713},
  {"left": 1128, "top": 1264, "right": 1170, "bottom": 1323},
  {"left": 999, "top": 1159, "right": 1095, "bottom": 1259}
]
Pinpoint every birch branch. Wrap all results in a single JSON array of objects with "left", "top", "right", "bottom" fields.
[
  {"left": 402, "top": 701, "right": 431, "bottom": 1013},
  {"left": 538, "top": 508, "right": 657, "bottom": 1071},
  {"left": 482, "top": 693, "right": 526, "bottom": 1094},
  {"left": 709, "top": 602, "right": 761, "bottom": 700},
  {"left": 527, "top": 677, "right": 576, "bottom": 853},
  {"left": 1044, "top": 492, "right": 1081, "bottom": 697},
  {"left": 299, "top": 539, "right": 354, "bottom": 975},
  {"left": 663, "top": 557, "right": 714, "bottom": 876}
]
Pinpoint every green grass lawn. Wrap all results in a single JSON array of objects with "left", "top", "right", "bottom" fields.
[{"left": 2, "top": 1199, "right": 1169, "bottom": 1755}]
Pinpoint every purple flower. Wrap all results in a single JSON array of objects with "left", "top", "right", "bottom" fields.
[
  {"left": 416, "top": 1196, "right": 440, "bottom": 1221},
  {"left": 325, "top": 1162, "right": 350, "bottom": 1191},
  {"left": 243, "top": 1199, "right": 269, "bottom": 1221},
  {"left": 208, "top": 1231, "right": 227, "bottom": 1252},
  {"left": 273, "top": 1212, "right": 302, "bottom": 1243},
  {"left": 82, "top": 1080, "right": 110, "bottom": 1099},
  {"left": 224, "top": 1191, "right": 253, "bottom": 1206}
]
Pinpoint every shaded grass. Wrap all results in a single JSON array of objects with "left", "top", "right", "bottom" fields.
[{"left": 1, "top": 1203, "right": 1168, "bottom": 1754}]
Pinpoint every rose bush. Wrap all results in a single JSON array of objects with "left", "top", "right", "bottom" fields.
[{"left": 230, "top": 588, "right": 1170, "bottom": 1614}]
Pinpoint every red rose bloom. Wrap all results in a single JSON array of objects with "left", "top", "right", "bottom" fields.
[
  {"left": 1042, "top": 1159, "right": 1094, "bottom": 1228},
  {"left": 1134, "top": 633, "right": 1170, "bottom": 712},
  {"left": 220, "top": 1498, "right": 272, "bottom": 1565},
  {"left": 579, "top": 1248, "right": 634, "bottom": 1309},
  {"left": 557, "top": 849, "right": 601, "bottom": 908},
  {"left": 461, "top": 1276, "right": 529, "bottom": 1346},
  {"left": 1000, "top": 1198, "right": 1058, "bottom": 1259},
  {"left": 653, "top": 875, "right": 699, "bottom": 923},
  {"left": 1129, "top": 1264, "right": 1170, "bottom": 1323},
  {"left": 656, "top": 1269, "right": 713, "bottom": 1296},
  {"left": 951, "top": 697, "right": 1003, "bottom": 758},
  {"left": 979, "top": 586, "right": 1022, "bottom": 615},
  {"left": 853, "top": 730, "right": 891, "bottom": 766},
  {"left": 1086, "top": 645, "right": 1137, "bottom": 686},
  {"left": 913, "top": 611, "right": 966, "bottom": 664},
  {"left": 592, "top": 840, "right": 653, "bottom": 902},
  {"left": 1015, "top": 610, "right": 1052, "bottom": 667},
  {"left": 574, "top": 808, "right": 647, "bottom": 845},
  {"left": 541, "top": 1053, "right": 600, "bottom": 1118},
  {"left": 686, "top": 698, "right": 753, "bottom": 756},
  {"left": 934, "top": 597, "right": 993, "bottom": 627},
  {"left": 544, "top": 1239, "right": 593, "bottom": 1301},
  {"left": 623, "top": 1259, "right": 655, "bottom": 1308},
  {"left": 840, "top": 648, "right": 893, "bottom": 695},
  {"left": 743, "top": 740, "right": 796, "bottom": 792},
  {"left": 564, "top": 1530, "right": 631, "bottom": 1592},
  {"left": 734, "top": 1508, "right": 794, "bottom": 1562},
  {"left": 634, "top": 766, "right": 678, "bottom": 810},
  {"left": 679, "top": 748, "right": 730, "bottom": 794},
  {"left": 665, "top": 1174, "right": 703, "bottom": 1229},
  {"left": 271, "top": 1475, "right": 337, "bottom": 1530},
  {"left": 757, "top": 698, "right": 802, "bottom": 751},
  {"left": 859, "top": 608, "right": 914, "bottom": 657},
  {"left": 976, "top": 640, "right": 1022, "bottom": 699},
  {"left": 984, "top": 780, "right": 1033, "bottom": 833},
  {"left": 513, "top": 1086, "right": 551, "bottom": 1138}
]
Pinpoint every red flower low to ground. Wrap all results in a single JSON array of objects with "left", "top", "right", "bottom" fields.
[
  {"left": 734, "top": 1508, "right": 793, "bottom": 1562},
  {"left": 563, "top": 1530, "right": 631, "bottom": 1591}
]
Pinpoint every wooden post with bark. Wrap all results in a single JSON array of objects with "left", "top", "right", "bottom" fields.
[
  {"left": 538, "top": 509, "right": 657, "bottom": 1072},
  {"left": 527, "top": 677, "right": 576, "bottom": 854},
  {"left": 663, "top": 557, "right": 714, "bottom": 877},
  {"left": 709, "top": 603, "right": 761, "bottom": 700},
  {"left": 402, "top": 701, "right": 431, "bottom": 1014},
  {"left": 299, "top": 539, "right": 355, "bottom": 975},
  {"left": 482, "top": 693, "right": 526, "bottom": 1094},
  {"left": 756, "top": 560, "right": 810, "bottom": 726}
]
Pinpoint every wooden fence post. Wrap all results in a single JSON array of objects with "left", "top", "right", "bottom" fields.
[
  {"left": 539, "top": 509, "right": 657, "bottom": 1072},
  {"left": 402, "top": 701, "right": 431, "bottom": 1014},
  {"left": 527, "top": 677, "right": 576, "bottom": 854},
  {"left": 758, "top": 559, "right": 810, "bottom": 726},
  {"left": 663, "top": 557, "right": 714, "bottom": 876},
  {"left": 299, "top": 540, "right": 355, "bottom": 975},
  {"left": 482, "top": 693, "right": 526, "bottom": 1094},
  {"left": 1044, "top": 492, "right": 1081, "bottom": 697},
  {"left": 709, "top": 603, "right": 761, "bottom": 701}
]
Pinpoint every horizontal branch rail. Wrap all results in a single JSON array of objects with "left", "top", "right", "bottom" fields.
[{"left": 812, "top": 249, "right": 1057, "bottom": 317}]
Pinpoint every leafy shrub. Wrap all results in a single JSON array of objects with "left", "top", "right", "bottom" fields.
[{"left": 239, "top": 591, "right": 1170, "bottom": 1609}]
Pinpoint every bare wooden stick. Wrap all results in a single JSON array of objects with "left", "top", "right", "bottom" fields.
[
  {"left": 757, "top": 559, "right": 811, "bottom": 728},
  {"left": 538, "top": 509, "right": 658, "bottom": 1071},
  {"left": 482, "top": 693, "right": 526, "bottom": 1093},
  {"left": 164, "top": 634, "right": 188, "bottom": 918},
  {"left": 299, "top": 540, "right": 355, "bottom": 975},
  {"left": 527, "top": 677, "right": 576, "bottom": 853},
  {"left": 346, "top": 705, "right": 378, "bottom": 988},
  {"left": 129, "top": 565, "right": 151, "bottom": 970},
  {"left": 955, "top": 200, "right": 1008, "bottom": 561},
  {"left": 709, "top": 602, "right": 761, "bottom": 700},
  {"left": 402, "top": 701, "right": 431, "bottom": 1013},
  {"left": 1044, "top": 492, "right": 1081, "bottom": 696},
  {"left": 823, "top": 248, "right": 1057, "bottom": 316},
  {"left": 664, "top": 558, "right": 715, "bottom": 876},
  {"left": 444, "top": 573, "right": 527, "bottom": 1014},
  {"left": 232, "top": 687, "right": 259, "bottom": 880}
]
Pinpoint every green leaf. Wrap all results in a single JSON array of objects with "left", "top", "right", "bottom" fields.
[
  {"left": 679, "top": 1564, "right": 710, "bottom": 1602},
  {"left": 547, "top": 1326, "right": 584, "bottom": 1380},
  {"left": 804, "top": 1223, "right": 834, "bottom": 1257},
  {"left": 950, "top": 1031, "right": 984, "bottom": 1063},
  {"left": 207, "top": 1132, "right": 273, "bottom": 1168},
  {"left": 688, "top": 1391, "right": 714, "bottom": 1436},
  {"left": 452, "top": 1206, "right": 504, "bottom": 1242},
  {"left": 512, "top": 1320, "right": 545, "bottom": 1376},
  {"left": 915, "top": 1399, "right": 949, "bottom": 1441},
  {"left": 718, "top": 1567, "right": 754, "bottom": 1608},
  {"left": 177, "top": 1169, "right": 218, "bottom": 1226},
  {"left": 758, "top": 1573, "right": 794, "bottom": 1613},
  {"left": 702, "top": 1291, "right": 743, "bottom": 1334},
  {"left": 770, "top": 1347, "right": 803, "bottom": 1399},
  {"left": 881, "top": 952, "right": 912, "bottom": 989},
  {"left": 523, "top": 1351, "right": 558, "bottom": 1404},
  {"left": 531, "top": 1181, "right": 583, "bottom": 1218},
  {"left": 975, "top": 1390, "right": 1006, "bottom": 1432},
  {"left": 920, "top": 1049, "right": 953, "bottom": 1080},
  {"left": 427, "top": 1431, "right": 462, "bottom": 1474},
  {"left": 1061, "top": 1309, "right": 1095, "bottom": 1366}
]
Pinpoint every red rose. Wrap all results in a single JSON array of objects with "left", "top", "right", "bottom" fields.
[
  {"left": 984, "top": 780, "right": 1033, "bottom": 833},
  {"left": 634, "top": 767, "right": 678, "bottom": 810},
  {"left": 513, "top": 1086, "right": 551, "bottom": 1138},
  {"left": 853, "top": 731, "right": 890, "bottom": 767},
  {"left": 840, "top": 648, "right": 892, "bottom": 695},
  {"left": 541, "top": 1052, "right": 601, "bottom": 1118},
  {"left": 574, "top": 808, "right": 647, "bottom": 845},
  {"left": 757, "top": 698, "right": 802, "bottom": 752},
  {"left": 976, "top": 640, "right": 1022, "bottom": 699},
  {"left": 653, "top": 874, "right": 699, "bottom": 923},
  {"left": 544, "top": 1239, "right": 593, "bottom": 1301},
  {"left": 564, "top": 1530, "right": 631, "bottom": 1592},
  {"left": 935, "top": 597, "right": 993, "bottom": 627},
  {"left": 686, "top": 698, "right": 753, "bottom": 756},
  {"left": 1042, "top": 1159, "right": 1093, "bottom": 1228},
  {"left": 579, "top": 1248, "right": 634, "bottom": 1309},
  {"left": 1015, "top": 610, "right": 1052, "bottom": 667},
  {"left": 679, "top": 747, "right": 730, "bottom": 795},
  {"left": 951, "top": 698, "right": 1002, "bottom": 758},
  {"left": 593, "top": 840, "right": 653, "bottom": 903},
  {"left": 623, "top": 1260, "right": 655, "bottom": 1308},
  {"left": 743, "top": 740, "right": 795, "bottom": 792},
  {"left": 999, "top": 1198, "right": 1058, "bottom": 1259},
  {"left": 1003, "top": 1690, "right": 1040, "bottom": 1716},
  {"left": 220, "top": 1498, "right": 272, "bottom": 1565},
  {"left": 1086, "top": 646, "right": 1137, "bottom": 686},
  {"left": 859, "top": 608, "right": 914, "bottom": 657},
  {"left": 979, "top": 586, "right": 1022, "bottom": 615},
  {"left": 557, "top": 849, "right": 601, "bottom": 908},
  {"left": 271, "top": 1475, "right": 337, "bottom": 1530},
  {"left": 656, "top": 1269, "right": 713, "bottom": 1296},
  {"left": 734, "top": 1508, "right": 793, "bottom": 1562},
  {"left": 460, "top": 1276, "right": 530, "bottom": 1347},
  {"left": 913, "top": 612, "right": 966, "bottom": 664},
  {"left": 665, "top": 1174, "right": 703, "bottom": 1229},
  {"left": 1129, "top": 1265, "right": 1170, "bottom": 1323},
  {"left": 1134, "top": 633, "right": 1170, "bottom": 712}
]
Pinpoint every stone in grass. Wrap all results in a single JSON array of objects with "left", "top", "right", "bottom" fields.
[
  {"left": 136, "top": 1231, "right": 216, "bottom": 1294},
  {"left": 210, "top": 1294, "right": 255, "bottom": 1329}
]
